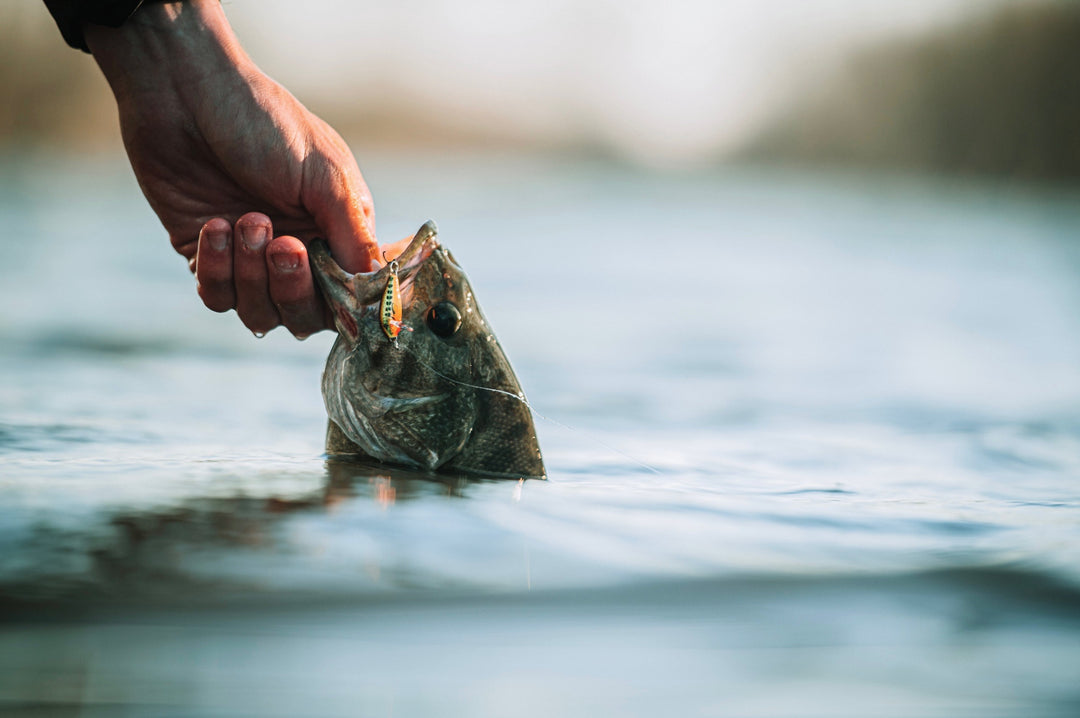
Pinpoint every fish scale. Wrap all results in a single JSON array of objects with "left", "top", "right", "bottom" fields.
[{"left": 309, "top": 221, "right": 545, "bottom": 479}]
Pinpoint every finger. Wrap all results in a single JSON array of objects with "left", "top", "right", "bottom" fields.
[
  {"left": 195, "top": 218, "right": 236, "bottom": 313},
  {"left": 172, "top": 232, "right": 197, "bottom": 263},
  {"left": 304, "top": 143, "right": 379, "bottom": 274},
  {"left": 266, "top": 236, "right": 327, "bottom": 338},
  {"left": 233, "top": 212, "right": 281, "bottom": 334},
  {"left": 314, "top": 184, "right": 377, "bottom": 274},
  {"left": 378, "top": 233, "right": 416, "bottom": 265}
]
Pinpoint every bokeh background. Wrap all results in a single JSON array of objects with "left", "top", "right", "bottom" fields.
[
  {"left": 2, "top": 2, "right": 1080, "bottom": 717},
  {"left": 3, "top": 0, "right": 1078, "bottom": 177}
]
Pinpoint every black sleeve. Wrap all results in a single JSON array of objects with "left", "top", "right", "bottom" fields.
[{"left": 43, "top": 1, "right": 148, "bottom": 52}]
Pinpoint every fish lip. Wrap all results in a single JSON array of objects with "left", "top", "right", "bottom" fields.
[
  {"left": 309, "top": 220, "right": 441, "bottom": 322},
  {"left": 383, "top": 219, "right": 440, "bottom": 276},
  {"left": 309, "top": 239, "right": 360, "bottom": 315}
]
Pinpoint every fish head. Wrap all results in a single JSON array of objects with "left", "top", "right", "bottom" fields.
[{"left": 310, "top": 221, "right": 545, "bottom": 479}]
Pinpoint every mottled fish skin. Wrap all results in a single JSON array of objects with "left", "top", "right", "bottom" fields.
[{"left": 310, "top": 221, "right": 545, "bottom": 479}]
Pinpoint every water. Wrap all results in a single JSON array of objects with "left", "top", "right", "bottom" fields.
[{"left": 2, "top": 152, "right": 1079, "bottom": 716}]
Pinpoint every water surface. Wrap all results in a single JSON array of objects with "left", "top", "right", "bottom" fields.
[{"left": 2, "top": 154, "right": 1079, "bottom": 716}]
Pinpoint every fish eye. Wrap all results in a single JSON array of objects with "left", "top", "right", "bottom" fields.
[{"left": 426, "top": 301, "right": 462, "bottom": 338}]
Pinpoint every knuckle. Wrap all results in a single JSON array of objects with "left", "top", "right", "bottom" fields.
[
  {"left": 206, "top": 297, "right": 235, "bottom": 314},
  {"left": 268, "top": 272, "right": 311, "bottom": 307},
  {"left": 207, "top": 301, "right": 234, "bottom": 314},
  {"left": 236, "top": 301, "right": 280, "bottom": 334},
  {"left": 281, "top": 312, "right": 322, "bottom": 339},
  {"left": 270, "top": 285, "right": 308, "bottom": 310},
  {"left": 172, "top": 235, "right": 196, "bottom": 258},
  {"left": 234, "top": 274, "right": 268, "bottom": 295},
  {"left": 240, "top": 315, "right": 279, "bottom": 334},
  {"left": 273, "top": 293, "right": 321, "bottom": 334},
  {"left": 198, "top": 290, "right": 234, "bottom": 314},
  {"left": 196, "top": 259, "right": 232, "bottom": 283}
]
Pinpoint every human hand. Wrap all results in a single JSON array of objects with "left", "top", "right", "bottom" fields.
[{"left": 85, "top": 0, "right": 377, "bottom": 337}]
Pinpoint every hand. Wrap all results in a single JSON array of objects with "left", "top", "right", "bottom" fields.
[{"left": 85, "top": 0, "right": 377, "bottom": 337}]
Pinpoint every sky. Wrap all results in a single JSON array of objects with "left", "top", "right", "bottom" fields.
[
  {"left": 3, "top": 0, "right": 1036, "bottom": 162},
  {"left": 226, "top": 0, "right": 992, "bottom": 162}
]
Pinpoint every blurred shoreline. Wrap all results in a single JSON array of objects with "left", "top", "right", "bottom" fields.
[
  {"left": 3, "top": 1, "right": 1077, "bottom": 183},
  {"left": 742, "top": 1, "right": 1080, "bottom": 182}
]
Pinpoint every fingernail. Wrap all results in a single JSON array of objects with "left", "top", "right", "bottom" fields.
[
  {"left": 208, "top": 230, "right": 228, "bottom": 252},
  {"left": 240, "top": 223, "right": 269, "bottom": 251},
  {"left": 271, "top": 252, "right": 301, "bottom": 272}
]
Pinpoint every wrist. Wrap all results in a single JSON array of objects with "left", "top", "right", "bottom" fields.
[{"left": 86, "top": 0, "right": 252, "bottom": 103}]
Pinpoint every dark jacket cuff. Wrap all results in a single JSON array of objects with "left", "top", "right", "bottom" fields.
[{"left": 43, "top": 0, "right": 148, "bottom": 52}]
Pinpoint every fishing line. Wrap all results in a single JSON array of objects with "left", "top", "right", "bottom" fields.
[
  {"left": 393, "top": 339, "right": 664, "bottom": 476},
  {"left": 351, "top": 254, "right": 662, "bottom": 475}
]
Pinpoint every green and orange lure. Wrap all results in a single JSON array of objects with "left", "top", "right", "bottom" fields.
[{"left": 380, "top": 259, "right": 403, "bottom": 341}]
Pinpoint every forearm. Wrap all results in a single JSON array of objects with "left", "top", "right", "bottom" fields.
[
  {"left": 85, "top": 0, "right": 252, "bottom": 104},
  {"left": 72, "top": 0, "right": 377, "bottom": 337}
]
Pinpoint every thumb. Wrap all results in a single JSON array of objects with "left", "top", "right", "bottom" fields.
[{"left": 306, "top": 164, "right": 378, "bottom": 274}]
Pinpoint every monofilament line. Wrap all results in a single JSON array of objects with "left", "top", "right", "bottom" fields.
[{"left": 396, "top": 341, "right": 663, "bottom": 476}]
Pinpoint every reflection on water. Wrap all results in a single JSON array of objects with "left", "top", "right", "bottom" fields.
[
  {"left": 10, "top": 458, "right": 486, "bottom": 601},
  {"left": 1, "top": 154, "right": 1079, "bottom": 716}
]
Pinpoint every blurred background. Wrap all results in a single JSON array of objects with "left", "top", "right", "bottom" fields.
[
  {"left": 3, "top": 0, "right": 1078, "bottom": 177},
  {"left": 2, "top": 2, "right": 1080, "bottom": 717}
]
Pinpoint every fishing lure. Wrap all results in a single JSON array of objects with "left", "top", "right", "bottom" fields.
[{"left": 380, "top": 259, "right": 403, "bottom": 341}]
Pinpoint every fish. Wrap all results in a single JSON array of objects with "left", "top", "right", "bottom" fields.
[{"left": 309, "top": 220, "right": 545, "bottom": 479}]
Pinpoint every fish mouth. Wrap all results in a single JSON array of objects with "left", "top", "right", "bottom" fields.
[{"left": 310, "top": 220, "right": 440, "bottom": 339}]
